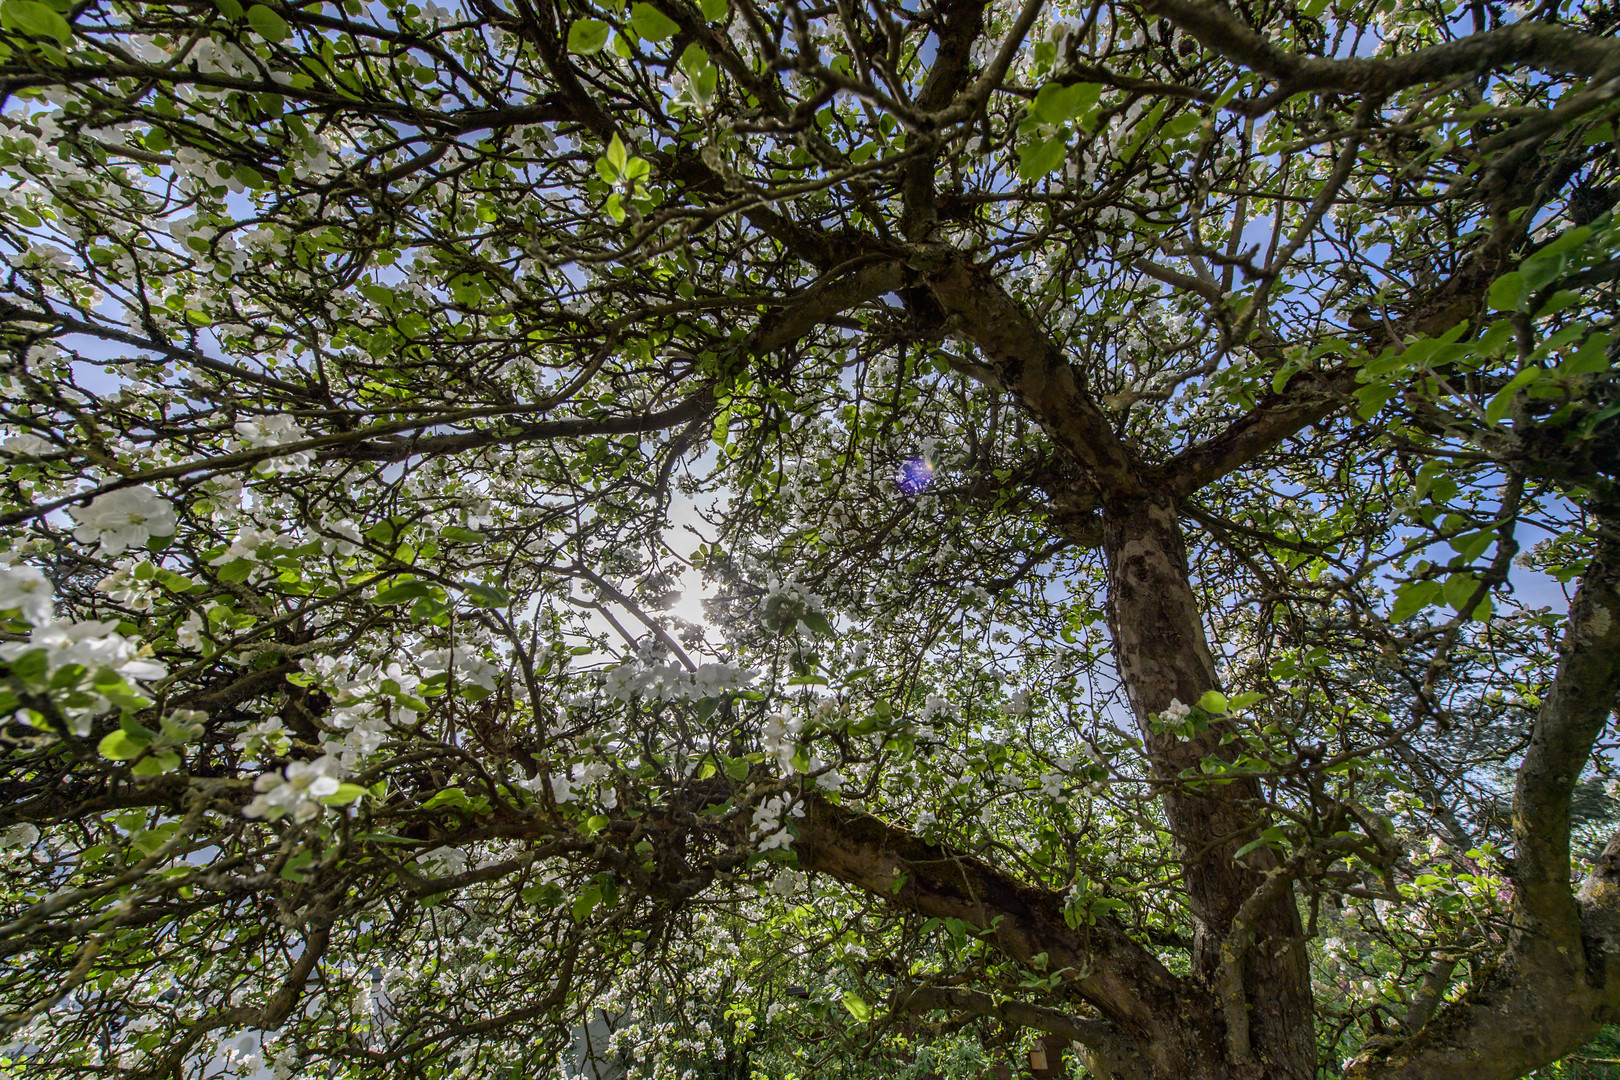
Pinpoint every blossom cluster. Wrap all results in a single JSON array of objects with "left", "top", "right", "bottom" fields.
[
  {"left": 68, "top": 485, "right": 177, "bottom": 555},
  {"left": 233, "top": 413, "right": 314, "bottom": 474},
  {"left": 751, "top": 792, "right": 805, "bottom": 851},
  {"left": 243, "top": 755, "right": 347, "bottom": 824},
  {"left": 602, "top": 660, "right": 754, "bottom": 703},
  {"left": 0, "top": 565, "right": 168, "bottom": 734}
]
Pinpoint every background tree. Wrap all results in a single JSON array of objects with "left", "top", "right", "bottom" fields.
[{"left": 0, "top": 0, "right": 1618, "bottom": 1078}]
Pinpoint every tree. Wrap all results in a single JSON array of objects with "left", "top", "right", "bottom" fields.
[{"left": 0, "top": 0, "right": 1617, "bottom": 1076}]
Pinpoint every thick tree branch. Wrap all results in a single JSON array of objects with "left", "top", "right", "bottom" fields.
[
  {"left": 1347, "top": 520, "right": 1620, "bottom": 1080},
  {"left": 794, "top": 795, "right": 1197, "bottom": 1067},
  {"left": 897, "top": 985, "right": 1148, "bottom": 1080},
  {"left": 921, "top": 253, "right": 1141, "bottom": 493},
  {"left": 1142, "top": 0, "right": 1620, "bottom": 97},
  {"left": 1511, "top": 517, "right": 1620, "bottom": 940}
]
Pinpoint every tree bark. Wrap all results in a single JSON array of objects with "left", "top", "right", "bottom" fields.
[
  {"left": 1347, "top": 518, "right": 1620, "bottom": 1080},
  {"left": 920, "top": 251, "right": 1318, "bottom": 1078},
  {"left": 1101, "top": 492, "right": 1316, "bottom": 1080}
]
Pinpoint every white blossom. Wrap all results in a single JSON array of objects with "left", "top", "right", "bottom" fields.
[
  {"left": 176, "top": 610, "right": 207, "bottom": 650},
  {"left": 767, "top": 868, "right": 807, "bottom": 896},
  {"left": 815, "top": 768, "right": 845, "bottom": 793},
  {"left": 418, "top": 845, "right": 468, "bottom": 877},
  {"left": 0, "top": 823, "right": 39, "bottom": 849},
  {"left": 243, "top": 756, "right": 345, "bottom": 823},
  {"left": 0, "top": 618, "right": 166, "bottom": 687},
  {"left": 95, "top": 562, "right": 157, "bottom": 612},
  {"left": 234, "top": 414, "right": 313, "bottom": 473},
  {"left": 2, "top": 431, "right": 53, "bottom": 456},
  {"left": 0, "top": 564, "right": 53, "bottom": 625},
  {"left": 69, "top": 486, "right": 176, "bottom": 555}
]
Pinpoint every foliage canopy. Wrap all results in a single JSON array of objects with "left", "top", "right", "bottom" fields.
[{"left": 1, "top": 1, "right": 1620, "bottom": 1078}]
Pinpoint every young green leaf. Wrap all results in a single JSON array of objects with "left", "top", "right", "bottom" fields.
[
  {"left": 2, "top": 0, "right": 71, "bottom": 45},
  {"left": 629, "top": 2, "right": 680, "bottom": 41},
  {"left": 1018, "top": 136, "right": 1067, "bottom": 180},
  {"left": 245, "top": 4, "right": 289, "bottom": 42},
  {"left": 98, "top": 729, "right": 149, "bottom": 761},
  {"left": 1030, "top": 82, "right": 1101, "bottom": 125},
  {"left": 568, "top": 18, "right": 611, "bottom": 55}
]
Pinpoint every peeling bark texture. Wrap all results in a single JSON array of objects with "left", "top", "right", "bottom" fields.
[
  {"left": 1139, "top": 0, "right": 1620, "bottom": 92},
  {"left": 1511, "top": 520, "right": 1620, "bottom": 944}
]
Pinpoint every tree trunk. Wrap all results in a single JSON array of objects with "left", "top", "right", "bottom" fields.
[{"left": 1101, "top": 492, "right": 1316, "bottom": 1080}]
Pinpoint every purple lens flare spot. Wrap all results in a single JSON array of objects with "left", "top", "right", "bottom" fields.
[{"left": 896, "top": 457, "right": 936, "bottom": 495}]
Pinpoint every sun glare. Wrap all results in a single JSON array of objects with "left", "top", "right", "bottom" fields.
[{"left": 668, "top": 566, "right": 712, "bottom": 629}]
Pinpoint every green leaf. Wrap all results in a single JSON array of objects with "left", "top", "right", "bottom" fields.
[
  {"left": 699, "top": 0, "right": 727, "bottom": 19},
  {"left": 1442, "top": 573, "right": 1481, "bottom": 613},
  {"left": 320, "top": 782, "right": 368, "bottom": 806},
  {"left": 1017, "top": 136, "right": 1067, "bottom": 180},
  {"left": 572, "top": 884, "right": 602, "bottom": 923},
  {"left": 216, "top": 558, "right": 254, "bottom": 584},
  {"left": 1391, "top": 579, "right": 1442, "bottom": 622},
  {"left": 629, "top": 2, "right": 680, "bottom": 40},
  {"left": 607, "top": 133, "right": 628, "bottom": 173},
  {"left": 801, "top": 611, "right": 834, "bottom": 636},
  {"left": 1272, "top": 360, "right": 1299, "bottom": 394},
  {"left": 2, "top": 1, "right": 72, "bottom": 46},
  {"left": 1487, "top": 271, "right": 1525, "bottom": 312},
  {"left": 280, "top": 848, "right": 315, "bottom": 882},
  {"left": 422, "top": 787, "right": 471, "bottom": 811},
  {"left": 245, "top": 3, "right": 289, "bottom": 42},
  {"left": 369, "top": 580, "right": 435, "bottom": 606},
  {"left": 7, "top": 648, "right": 47, "bottom": 681},
  {"left": 1031, "top": 81, "right": 1101, "bottom": 125},
  {"left": 461, "top": 582, "right": 510, "bottom": 608},
  {"left": 1233, "top": 826, "right": 1287, "bottom": 859},
  {"left": 1485, "top": 366, "right": 1542, "bottom": 423},
  {"left": 1352, "top": 381, "right": 1394, "bottom": 420},
  {"left": 131, "top": 751, "right": 181, "bottom": 776},
  {"left": 1196, "top": 690, "right": 1228, "bottom": 715},
  {"left": 567, "top": 18, "right": 610, "bottom": 54},
  {"left": 98, "top": 729, "right": 149, "bottom": 761},
  {"left": 1560, "top": 331, "right": 1612, "bottom": 376},
  {"left": 522, "top": 881, "right": 563, "bottom": 907},
  {"left": 842, "top": 992, "right": 871, "bottom": 1022},
  {"left": 1160, "top": 111, "right": 1202, "bottom": 139}
]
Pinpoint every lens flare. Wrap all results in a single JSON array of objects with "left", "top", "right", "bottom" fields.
[{"left": 896, "top": 456, "right": 936, "bottom": 495}]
